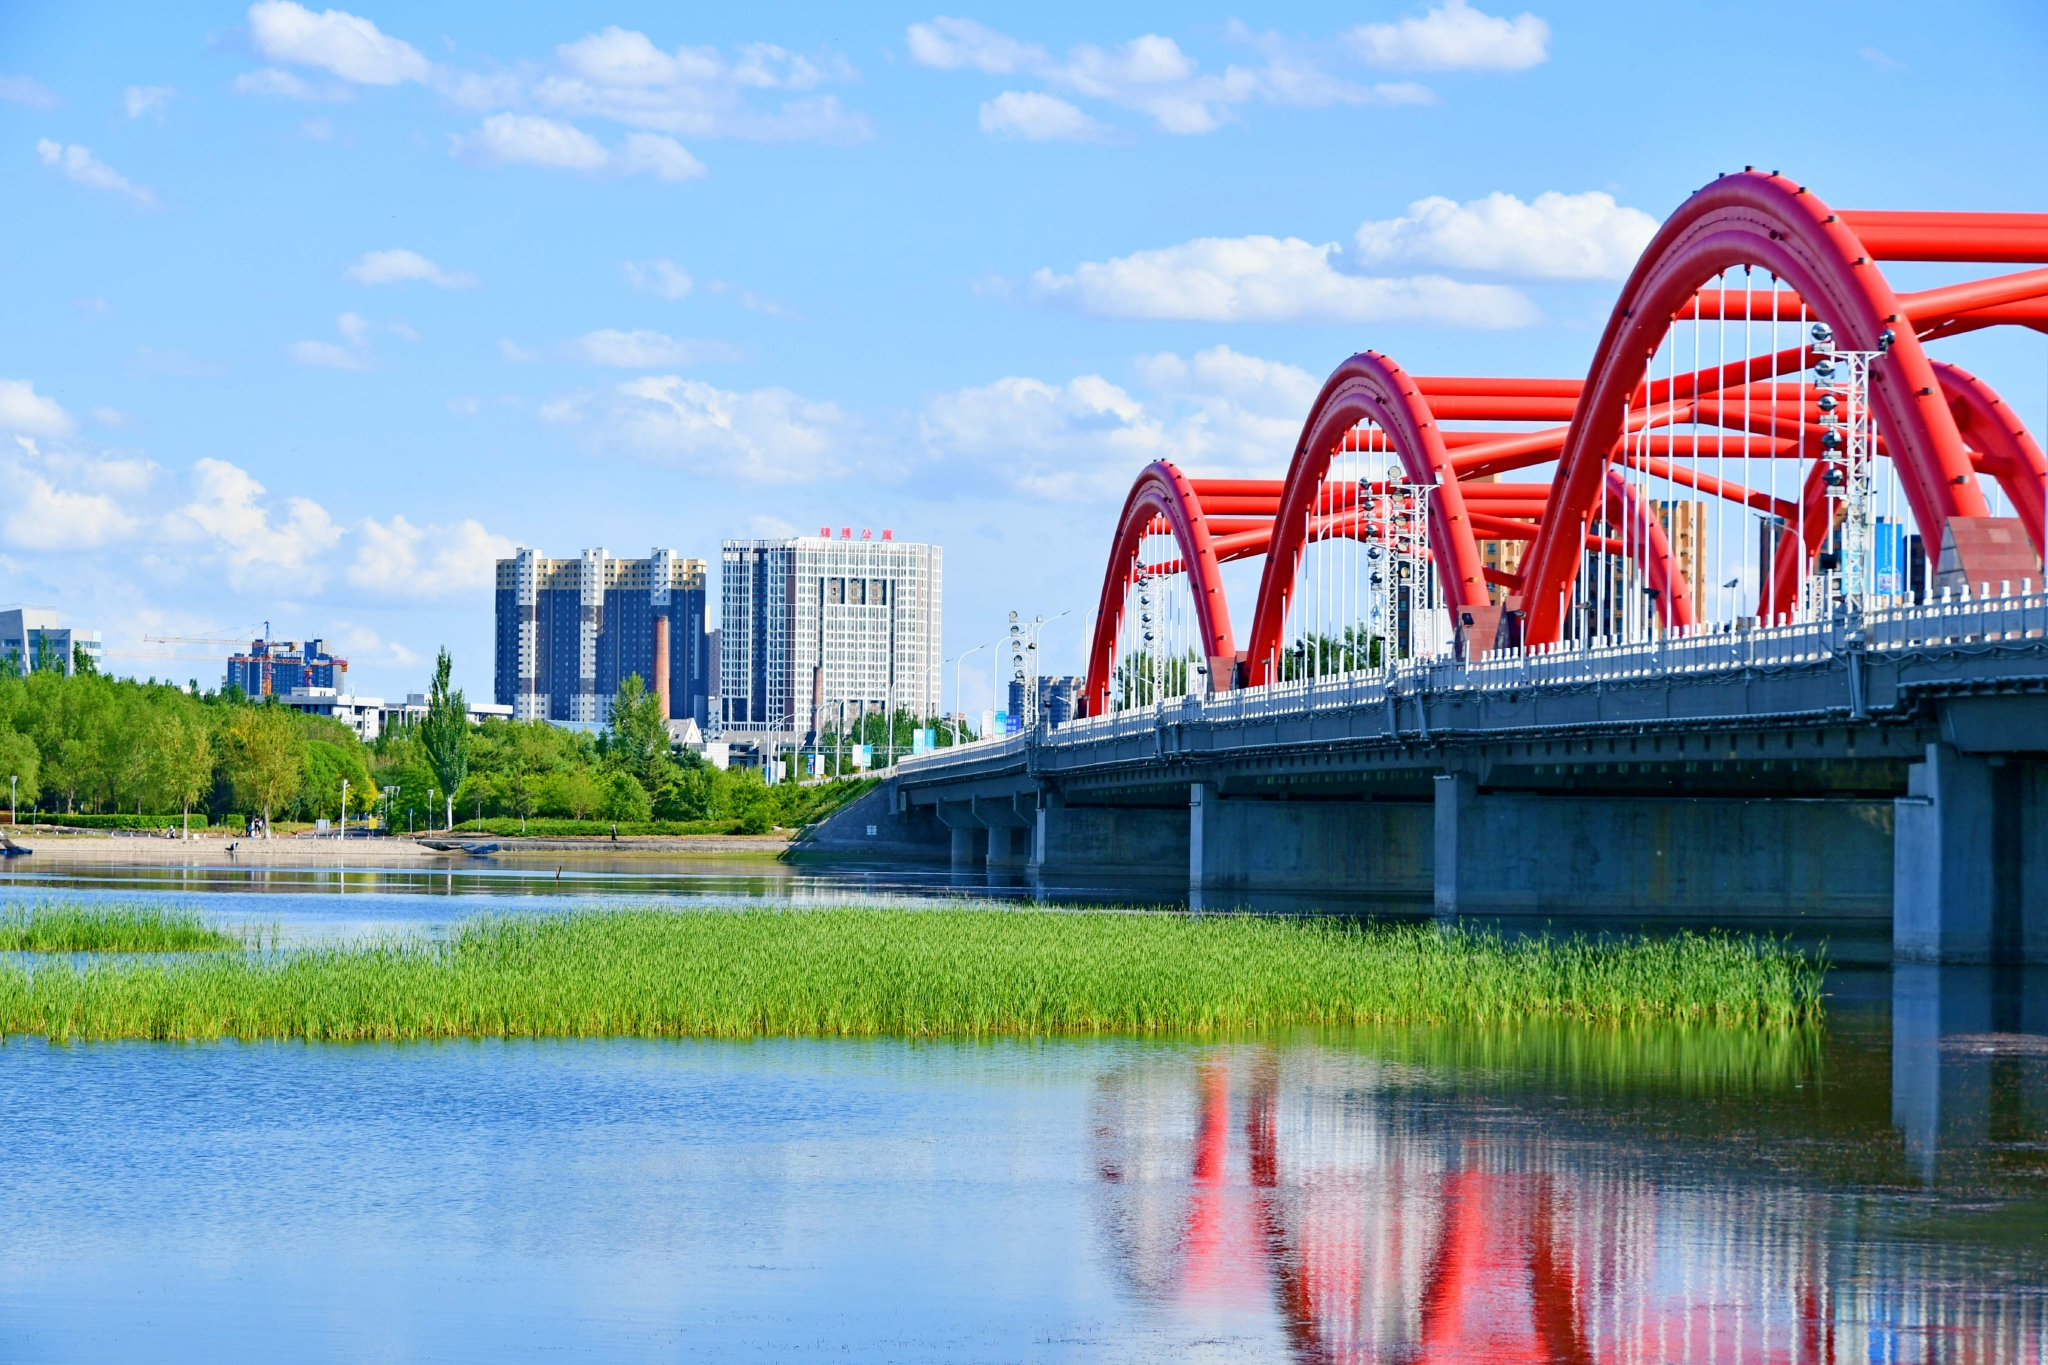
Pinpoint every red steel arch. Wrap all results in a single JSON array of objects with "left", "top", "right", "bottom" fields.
[
  {"left": 1074, "top": 171, "right": 2048, "bottom": 714},
  {"left": 1081, "top": 461, "right": 1237, "bottom": 718},
  {"left": 1520, "top": 171, "right": 1988, "bottom": 642},
  {"left": 1241, "top": 351, "right": 1492, "bottom": 686}
]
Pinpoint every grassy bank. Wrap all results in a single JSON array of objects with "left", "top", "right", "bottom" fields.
[
  {"left": 0, "top": 901, "right": 239, "bottom": 953},
  {"left": 0, "top": 909, "right": 1823, "bottom": 1042}
]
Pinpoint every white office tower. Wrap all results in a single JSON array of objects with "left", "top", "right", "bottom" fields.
[{"left": 720, "top": 532, "right": 942, "bottom": 738}]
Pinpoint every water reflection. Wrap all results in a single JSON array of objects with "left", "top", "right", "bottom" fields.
[{"left": 1093, "top": 1011, "right": 2048, "bottom": 1363}]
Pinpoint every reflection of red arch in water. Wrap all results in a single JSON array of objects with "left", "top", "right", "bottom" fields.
[{"left": 1151, "top": 1054, "right": 1861, "bottom": 1365}]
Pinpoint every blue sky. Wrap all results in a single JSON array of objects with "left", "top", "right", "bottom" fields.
[{"left": 2, "top": 0, "right": 2044, "bottom": 706}]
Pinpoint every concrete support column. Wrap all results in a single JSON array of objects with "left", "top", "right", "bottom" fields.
[
  {"left": 1029, "top": 791, "right": 1063, "bottom": 872},
  {"left": 1433, "top": 772, "right": 1476, "bottom": 915},
  {"left": 949, "top": 825, "right": 978, "bottom": 868},
  {"left": 1189, "top": 782, "right": 1212, "bottom": 889},
  {"left": 1896, "top": 744, "right": 1997, "bottom": 962},
  {"left": 986, "top": 825, "right": 1023, "bottom": 870}
]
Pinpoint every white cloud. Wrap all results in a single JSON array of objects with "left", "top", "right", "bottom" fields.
[
  {"left": 0, "top": 443, "right": 151, "bottom": 551},
  {"left": 1348, "top": 0, "right": 1549, "bottom": 72},
  {"left": 0, "top": 75, "right": 58, "bottom": 109},
  {"left": 979, "top": 91, "right": 1109, "bottom": 142},
  {"left": 571, "top": 330, "right": 740, "bottom": 368},
  {"left": 36, "top": 139, "right": 156, "bottom": 206},
  {"left": 588, "top": 375, "right": 847, "bottom": 482},
  {"left": 1030, "top": 235, "right": 1536, "bottom": 326},
  {"left": 618, "top": 132, "right": 705, "bottom": 181},
  {"left": 907, "top": 17, "right": 1047, "bottom": 74},
  {"left": 286, "top": 340, "right": 368, "bottom": 370},
  {"left": 911, "top": 17, "right": 1445, "bottom": 137},
  {"left": 452, "top": 114, "right": 702, "bottom": 180},
  {"left": 446, "top": 395, "right": 480, "bottom": 416},
  {"left": 522, "top": 26, "right": 869, "bottom": 144},
  {"left": 456, "top": 113, "right": 609, "bottom": 170},
  {"left": 1353, "top": 190, "right": 1658, "bottom": 280},
  {"left": 921, "top": 345, "right": 1318, "bottom": 499},
  {"left": 622, "top": 258, "right": 693, "bottom": 299},
  {"left": 231, "top": 67, "right": 350, "bottom": 101},
  {"left": 124, "top": 85, "right": 176, "bottom": 120},
  {"left": 287, "top": 312, "right": 375, "bottom": 369},
  {"left": 499, "top": 338, "right": 543, "bottom": 363},
  {"left": 347, "top": 514, "right": 512, "bottom": 596},
  {"left": 162, "top": 457, "right": 341, "bottom": 587},
  {"left": 0, "top": 379, "right": 75, "bottom": 437},
  {"left": 246, "top": 1, "right": 431, "bottom": 86},
  {"left": 2, "top": 475, "right": 136, "bottom": 551},
  {"left": 345, "top": 248, "right": 477, "bottom": 288}
]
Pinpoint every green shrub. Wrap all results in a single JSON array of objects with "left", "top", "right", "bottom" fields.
[
  {"left": 447, "top": 817, "right": 755, "bottom": 837},
  {"left": 25, "top": 813, "right": 209, "bottom": 831}
]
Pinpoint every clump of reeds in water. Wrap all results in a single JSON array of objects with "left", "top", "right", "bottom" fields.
[
  {"left": 0, "top": 908, "right": 1824, "bottom": 1043},
  {"left": 0, "top": 900, "right": 240, "bottom": 953}
]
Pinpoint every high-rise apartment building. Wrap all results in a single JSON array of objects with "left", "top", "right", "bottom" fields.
[
  {"left": 494, "top": 548, "right": 709, "bottom": 725},
  {"left": 721, "top": 531, "right": 941, "bottom": 737}
]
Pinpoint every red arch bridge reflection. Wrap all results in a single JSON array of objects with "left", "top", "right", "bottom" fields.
[{"left": 1090, "top": 1050, "right": 2045, "bottom": 1365}]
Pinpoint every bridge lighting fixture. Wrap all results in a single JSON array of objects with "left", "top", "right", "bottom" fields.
[
  {"left": 1818, "top": 394, "right": 1837, "bottom": 412},
  {"left": 1811, "top": 322, "right": 1833, "bottom": 344}
]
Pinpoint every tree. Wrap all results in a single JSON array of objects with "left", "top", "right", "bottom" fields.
[
  {"left": 537, "top": 768, "right": 601, "bottom": 820},
  {"left": 146, "top": 704, "right": 212, "bottom": 837},
  {"left": 604, "top": 673, "right": 670, "bottom": 786},
  {"left": 419, "top": 647, "right": 469, "bottom": 831},
  {"left": 71, "top": 642, "right": 97, "bottom": 676},
  {"left": 0, "top": 726, "right": 39, "bottom": 812},
  {"left": 222, "top": 704, "right": 301, "bottom": 835}
]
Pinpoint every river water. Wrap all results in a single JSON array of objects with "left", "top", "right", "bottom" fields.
[{"left": 0, "top": 854, "right": 2043, "bottom": 1363}]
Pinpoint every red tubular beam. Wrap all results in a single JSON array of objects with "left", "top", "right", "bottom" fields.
[
  {"left": 1425, "top": 395, "right": 1582, "bottom": 422},
  {"left": 1920, "top": 300, "right": 2048, "bottom": 340},
  {"left": 1840, "top": 211, "right": 2048, "bottom": 263},
  {"left": 1413, "top": 376, "right": 1585, "bottom": 398},
  {"left": 1203, "top": 517, "right": 1273, "bottom": 535},
  {"left": 1188, "top": 479, "right": 1285, "bottom": 496},
  {"left": 1674, "top": 291, "right": 1810, "bottom": 322},
  {"left": 1194, "top": 496, "right": 1283, "bottom": 515},
  {"left": 1613, "top": 452, "right": 1799, "bottom": 520},
  {"left": 1897, "top": 267, "right": 2048, "bottom": 320},
  {"left": 1468, "top": 513, "right": 1542, "bottom": 540}
]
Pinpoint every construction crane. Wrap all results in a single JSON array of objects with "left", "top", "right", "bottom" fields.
[{"left": 141, "top": 633, "right": 263, "bottom": 647}]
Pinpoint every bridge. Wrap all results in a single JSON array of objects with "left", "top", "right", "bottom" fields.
[{"left": 803, "top": 170, "right": 2048, "bottom": 962}]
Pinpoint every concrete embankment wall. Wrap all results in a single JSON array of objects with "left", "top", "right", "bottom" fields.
[{"left": 787, "top": 780, "right": 949, "bottom": 862}]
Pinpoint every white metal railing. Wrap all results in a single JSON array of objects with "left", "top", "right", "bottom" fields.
[{"left": 895, "top": 589, "right": 2048, "bottom": 771}]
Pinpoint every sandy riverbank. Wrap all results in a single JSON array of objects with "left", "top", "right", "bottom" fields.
[{"left": 1, "top": 832, "right": 794, "bottom": 864}]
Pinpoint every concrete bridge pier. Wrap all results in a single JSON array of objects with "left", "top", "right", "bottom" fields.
[
  {"left": 1894, "top": 746, "right": 2046, "bottom": 963},
  {"left": 1431, "top": 774, "right": 1895, "bottom": 920},
  {"left": 1194, "top": 783, "right": 1430, "bottom": 903},
  {"left": 1026, "top": 798, "right": 1187, "bottom": 882}
]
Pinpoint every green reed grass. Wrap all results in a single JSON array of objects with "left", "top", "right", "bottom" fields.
[
  {"left": 0, "top": 908, "right": 1823, "bottom": 1043},
  {"left": 0, "top": 901, "right": 239, "bottom": 953}
]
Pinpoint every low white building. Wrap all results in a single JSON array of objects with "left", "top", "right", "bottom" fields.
[
  {"left": 378, "top": 693, "right": 515, "bottom": 732},
  {"left": 281, "top": 687, "right": 384, "bottom": 742},
  {"left": 0, "top": 606, "right": 101, "bottom": 676}
]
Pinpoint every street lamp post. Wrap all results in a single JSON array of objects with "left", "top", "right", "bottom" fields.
[
  {"left": 8, "top": 774, "right": 15, "bottom": 829},
  {"left": 339, "top": 778, "right": 348, "bottom": 841},
  {"left": 950, "top": 643, "right": 987, "bottom": 746}
]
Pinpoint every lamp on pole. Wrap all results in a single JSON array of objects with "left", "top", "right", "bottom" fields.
[
  {"left": 339, "top": 778, "right": 348, "bottom": 841},
  {"left": 950, "top": 643, "right": 987, "bottom": 746},
  {"left": 1025, "top": 609, "right": 1072, "bottom": 727}
]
